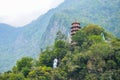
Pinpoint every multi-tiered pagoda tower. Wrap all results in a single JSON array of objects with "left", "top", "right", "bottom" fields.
[{"left": 71, "top": 22, "right": 81, "bottom": 45}]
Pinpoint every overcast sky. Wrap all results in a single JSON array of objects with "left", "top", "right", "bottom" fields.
[{"left": 0, "top": 0, "right": 64, "bottom": 27}]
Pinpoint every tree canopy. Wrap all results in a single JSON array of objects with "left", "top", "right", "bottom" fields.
[{"left": 0, "top": 24, "right": 120, "bottom": 80}]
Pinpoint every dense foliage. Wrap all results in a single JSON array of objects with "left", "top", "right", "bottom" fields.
[{"left": 0, "top": 24, "right": 120, "bottom": 80}]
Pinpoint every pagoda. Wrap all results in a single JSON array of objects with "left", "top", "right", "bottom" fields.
[{"left": 71, "top": 22, "right": 81, "bottom": 45}]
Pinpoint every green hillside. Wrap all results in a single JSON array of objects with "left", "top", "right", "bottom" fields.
[
  {"left": 1, "top": 24, "right": 120, "bottom": 80},
  {"left": 0, "top": 0, "right": 120, "bottom": 72}
]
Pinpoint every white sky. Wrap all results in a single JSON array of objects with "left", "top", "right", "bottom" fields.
[{"left": 0, "top": 0, "right": 64, "bottom": 27}]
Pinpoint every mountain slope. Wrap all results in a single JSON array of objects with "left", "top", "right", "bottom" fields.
[
  {"left": 0, "top": 23, "right": 22, "bottom": 72},
  {"left": 40, "top": 0, "right": 120, "bottom": 48},
  {"left": 0, "top": 4, "right": 62, "bottom": 72},
  {"left": 0, "top": 0, "right": 120, "bottom": 72},
  {"left": 0, "top": 24, "right": 21, "bottom": 45}
]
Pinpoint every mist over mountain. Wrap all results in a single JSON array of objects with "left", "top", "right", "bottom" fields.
[{"left": 0, "top": 0, "right": 120, "bottom": 72}]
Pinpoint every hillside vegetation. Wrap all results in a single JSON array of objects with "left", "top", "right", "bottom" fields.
[
  {"left": 0, "top": 24, "right": 120, "bottom": 80},
  {"left": 0, "top": 0, "right": 120, "bottom": 72}
]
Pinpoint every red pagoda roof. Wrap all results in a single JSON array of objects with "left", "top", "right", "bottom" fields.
[{"left": 71, "top": 22, "right": 80, "bottom": 25}]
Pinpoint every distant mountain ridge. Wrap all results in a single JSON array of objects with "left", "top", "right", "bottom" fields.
[
  {"left": 0, "top": 23, "right": 20, "bottom": 44},
  {"left": 0, "top": 0, "right": 120, "bottom": 72}
]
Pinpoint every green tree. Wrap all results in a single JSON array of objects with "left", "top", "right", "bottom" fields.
[
  {"left": 0, "top": 74, "right": 4, "bottom": 80},
  {"left": 112, "top": 69, "right": 120, "bottom": 80},
  {"left": 16, "top": 57, "right": 33, "bottom": 71},
  {"left": 83, "top": 24, "right": 104, "bottom": 36},
  {"left": 54, "top": 40, "right": 67, "bottom": 60},
  {"left": 85, "top": 73, "right": 98, "bottom": 80},
  {"left": 1, "top": 73, "right": 25, "bottom": 80},
  {"left": 22, "top": 67, "right": 30, "bottom": 78},
  {"left": 106, "top": 60, "right": 117, "bottom": 70},
  {"left": 51, "top": 69, "right": 67, "bottom": 80},
  {"left": 9, "top": 73, "right": 24, "bottom": 80},
  {"left": 88, "top": 35, "right": 103, "bottom": 44},
  {"left": 72, "top": 30, "right": 88, "bottom": 47},
  {"left": 54, "top": 40, "right": 66, "bottom": 49},
  {"left": 28, "top": 66, "right": 51, "bottom": 80},
  {"left": 38, "top": 47, "right": 54, "bottom": 67},
  {"left": 55, "top": 31, "right": 67, "bottom": 41},
  {"left": 87, "top": 43, "right": 113, "bottom": 73},
  {"left": 12, "top": 66, "right": 19, "bottom": 74},
  {"left": 89, "top": 43, "right": 113, "bottom": 60},
  {"left": 100, "top": 71, "right": 113, "bottom": 80}
]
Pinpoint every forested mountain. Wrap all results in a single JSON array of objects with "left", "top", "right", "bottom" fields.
[
  {"left": 0, "top": 0, "right": 120, "bottom": 72},
  {"left": 1, "top": 24, "right": 120, "bottom": 80},
  {"left": 40, "top": 0, "right": 120, "bottom": 48}
]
